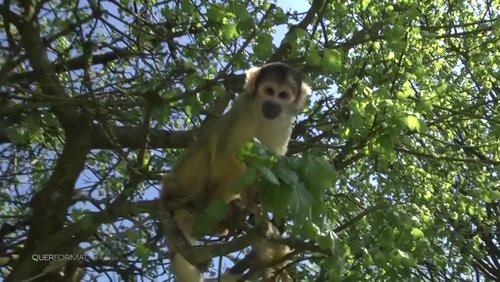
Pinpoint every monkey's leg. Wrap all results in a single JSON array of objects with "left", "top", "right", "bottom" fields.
[{"left": 209, "top": 156, "right": 254, "bottom": 235}]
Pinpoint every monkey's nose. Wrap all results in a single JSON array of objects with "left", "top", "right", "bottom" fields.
[{"left": 262, "top": 101, "right": 282, "bottom": 120}]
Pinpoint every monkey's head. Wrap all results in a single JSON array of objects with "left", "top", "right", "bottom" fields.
[{"left": 244, "top": 62, "right": 311, "bottom": 120}]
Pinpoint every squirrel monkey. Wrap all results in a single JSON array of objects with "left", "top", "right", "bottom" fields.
[{"left": 161, "top": 62, "right": 311, "bottom": 282}]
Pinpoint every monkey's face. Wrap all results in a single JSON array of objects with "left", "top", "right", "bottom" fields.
[
  {"left": 244, "top": 62, "right": 311, "bottom": 120},
  {"left": 256, "top": 81, "right": 298, "bottom": 120}
]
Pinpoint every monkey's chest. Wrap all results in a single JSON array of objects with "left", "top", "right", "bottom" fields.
[{"left": 255, "top": 120, "right": 292, "bottom": 155}]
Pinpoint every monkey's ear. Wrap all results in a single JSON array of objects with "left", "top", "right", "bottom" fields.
[
  {"left": 244, "top": 66, "right": 261, "bottom": 94},
  {"left": 296, "top": 82, "right": 311, "bottom": 108}
]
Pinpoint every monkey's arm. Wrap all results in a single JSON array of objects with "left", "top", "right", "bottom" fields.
[{"left": 215, "top": 97, "right": 257, "bottom": 159}]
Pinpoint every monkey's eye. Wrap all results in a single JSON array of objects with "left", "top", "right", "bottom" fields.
[
  {"left": 278, "top": 91, "right": 289, "bottom": 99},
  {"left": 265, "top": 87, "right": 274, "bottom": 96}
]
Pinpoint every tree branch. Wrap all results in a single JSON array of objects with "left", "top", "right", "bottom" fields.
[
  {"left": 7, "top": 48, "right": 134, "bottom": 82},
  {"left": 0, "top": 124, "right": 193, "bottom": 149}
]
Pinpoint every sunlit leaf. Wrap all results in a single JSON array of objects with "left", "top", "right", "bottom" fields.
[
  {"left": 323, "top": 48, "right": 343, "bottom": 74},
  {"left": 254, "top": 33, "right": 273, "bottom": 59},
  {"left": 410, "top": 228, "right": 425, "bottom": 239},
  {"left": 405, "top": 115, "right": 421, "bottom": 132}
]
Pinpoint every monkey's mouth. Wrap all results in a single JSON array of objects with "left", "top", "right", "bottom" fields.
[{"left": 261, "top": 101, "right": 282, "bottom": 120}]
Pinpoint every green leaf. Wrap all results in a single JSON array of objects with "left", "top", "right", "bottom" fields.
[
  {"left": 207, "top": 5, "right": 225, "bottom": 23},
  {"left": 410, "top": 227, "right": 425, "bottom": 239},
  {"left": 276, "top": 167, "right": 299, "bottom": 184},
  {"left": 261, "top": 182, "right": 291, "bottom": 219},
  {"left": 125, "top": 230, "right": 140, "bottom": 242},
  {"left": 377, "top": 86, "right": 391, "bottom": 98},
  {"left": 235, "top": 5, "right": 253, "bottom": 30},
  {"left": 489, "top": 191, "right": 500, "bottom": 201},
  {"left": 317, "top": 231, "right": 336, "bottom": 251},
  {"left": 390, "top": 249, "right": 410, "bottom": 266},
  {"left": 254, "top": 34, "right": 273, "bottom": 59},
  {"left": 306, "top": 45, "right": 322, "bottom": 67},
  {"left": 299, "top": 155, "right": 334, "bottom": 217},
  {"left": 257, "top": 166, "right": 280, "bottom": 185},
  {"left": 180, "top": 0, "right": 195, "bottom": 13},
  {"left": 301, "top": 221, "right": 322, "bottom": 238},
  {"left": 290, "top": 182, "right": 313, "bottom": 216},
  {"left": 7, "top": 126, "right": 29, "bottom": 145},
  {"left": 360, "top": 0, "right": 371, "bottom": 9},
  {"left": 370, "top": 248, "right": 388, "bottom": 266},
  {"left": 323, "top": 48, "right": 343, "bottom": 74},
  {"left": 436, "top": 83, "right": 447, "bottom": 94},
  {"left": 362, "top": 249, "right": 374, "bottom": 265},
  {"left": 377, "top": 133, "right": 394, "bottom": 153},
  {"left": 273, "top": 7, "right": 287, "bottom": 24},
  {"left": 222, "top": 24, "right": 238, "bottom": 43},
  {"left": 405, "top": 115, "right": 421, "bottom": 132},
  {"left": 135, "top": 243, "right": 151, "bottom": 262},
  {"left": 233, "top": 166, "right": 258, "bottom": 193},
  {"left": 415, "top": 66, "right": 426, "bottom": 79},
  {"left": 385, "top": 25, "right": 405, "bottom": 41},
  {"left": 379, "top": 228, "right": 395, "bottom": 248},
  {"left": 416, "top": 99, "right": 433, "bottom": 113},
  {"left": 293, "top": 28, "right": 309, "bottom": 41}
]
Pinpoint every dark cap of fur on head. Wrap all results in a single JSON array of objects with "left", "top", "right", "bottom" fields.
[{"left": 254, "top": 62, "right": 303, "bottom": 95}]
